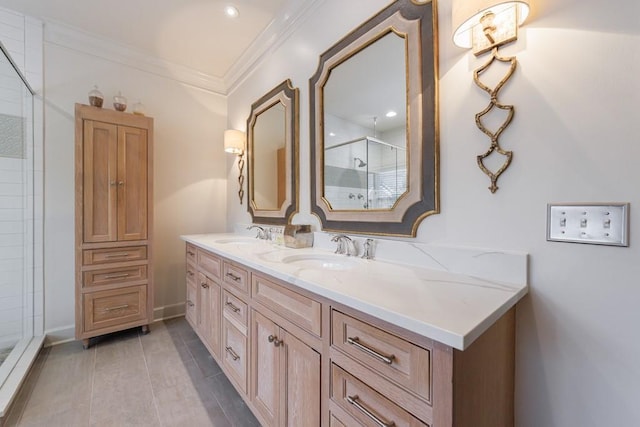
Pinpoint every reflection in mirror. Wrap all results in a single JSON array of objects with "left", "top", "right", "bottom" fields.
[
  {"left": 310, "top": 0, "right": 439, "bottom": 236},
  {"left": 253, "top": 103, "right": 285, "bottom": 210},
  {"left": 323, "top": 32, "right": 407, "bottom": 210},
  {"left": 247, "top": 79, "right": 299, "bottom": 224}
]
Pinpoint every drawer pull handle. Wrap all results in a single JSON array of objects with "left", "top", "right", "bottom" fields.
[
  {"left": 225, "top": 346, "right": 240, "bottom": 361},
  {"left": 268, "top": 335, "right": 282, "bottom": 347},
  {"left": 104, "top": 304, "right": 129, "bottom": 312},
  {"left": 347, "top": 395, "right": 395, "bottom": 427},
  {"left": 225, "top": 302, "right": 240, "bottom": 313},
  {"left": 201, "top": 282, "right": 209, "bottom": 289},
  {"left": 347, "top": 337, "right": 395, "bottom": 365},
  {"left": 104, "top": 273, "right": 131, "bottom": 279},
  {"left": 186, "top": 300, "right": 194, "bottom": 307},
  {"left": 187, "top": 270, "right": 194, "bottom": 276},
  {"left": 105, "top": 252, "right": 130, "bottom": 258},
  {"left": 187, "top": 250, "right": 195, "bottom": 256},
  {"left": 226, "top": 272, "right": 241, "bottom": 282}
]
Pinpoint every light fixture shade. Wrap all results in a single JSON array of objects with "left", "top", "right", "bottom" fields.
[
  {"left": 452, "top": 0, "right": 530, "bottom": 48},
  {"left": 224, "top": 129, "right": 245, "bottom": 154}
]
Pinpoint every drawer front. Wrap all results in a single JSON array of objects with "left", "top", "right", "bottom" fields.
[
  {"left": 185, "top": 281, "right": 197, "bottom": 328},
  {"left": 186, "top": 243, "right": 197, "bottom": 264},
  {"left": 84, "top": 285, "right": 147, "bottom": 332},
  {"left": 222, "top": 318, "right": 247, "bottom": 394},
  {"left": 332, "top": 311, "right": 431, "bottom": 402},
  {"left": 252, "top": 273, "right": 322, "bottom": 337},
  {"left": 331, "top": 364, "right": 429, "bottom": 427},
  {"left": 223, "top": 262, "right": 249, "bottom": 294},
  {"left": 83, "top": 246, "right": 147, "bottom": 265},
  {"left": 83, "top": 265, "right": 147, "bottom": 288},
  {"left": 197, "top": 249, "right": 221, "bottom": 279},
  {"left": 186, "top": 262, "right": 197, "bottom": 285},
  {"left": 223, "top": 290, "right": 247, "bottom": 327}
]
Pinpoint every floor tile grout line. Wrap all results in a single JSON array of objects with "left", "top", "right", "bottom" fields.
[
  {"left": 88, "top": 340, "right": 97, "bottom": 425},
  {"left": 138, "top": 330, "right": 164, "bottom": 427}
]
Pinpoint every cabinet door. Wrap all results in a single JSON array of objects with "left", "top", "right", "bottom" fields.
[
  {"left": 185, "top": 280, "right": 197, "bottom": 328},
  {"left": 117, "top": 125, "right": 148, "bottom": 241},
  {"left": 251, "top": 310, "right": 281, "bottom": 426},
  {"left": 198, "top": 273, "right": 221, "bottom": 358},
  {"left": 283, "top": 329, "right": 320, "bottom": 427},
  {"left": 83, "top": 120, "right": 118, "bottom": 243}
]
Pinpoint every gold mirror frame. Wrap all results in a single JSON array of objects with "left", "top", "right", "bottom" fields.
[
  {"left": 247, "top": 79, "right": 299, "bottom": 224},
  {"left": 309, "top": 0, "right": 439, "bottom": 237}
]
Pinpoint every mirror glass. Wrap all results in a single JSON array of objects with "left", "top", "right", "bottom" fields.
[
  {"left": 247, "top": 80, "right": 299, "bottom": 224},
  {"left": 310, "top": 0, "right": 439, "bottom": 236},
  {"left": 252, "top": 103, "right": 285, "bottom": 210},
  {"left": 323, "top": 32, "right": 407, "bottom": 210}
]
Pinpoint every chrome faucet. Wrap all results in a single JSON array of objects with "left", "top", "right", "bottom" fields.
[
  {"left": 247, "top": 225, "right": 270, "bottom": 240},
  {"left": 361, "top": 238, "right": 375, "bottom": 260},
  {"left": 331, "top": 234, "right": 357, "bottom": 256}
]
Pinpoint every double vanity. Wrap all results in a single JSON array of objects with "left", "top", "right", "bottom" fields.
[{"left": 182, "top": 233, "right": 527, "bottom": 427}]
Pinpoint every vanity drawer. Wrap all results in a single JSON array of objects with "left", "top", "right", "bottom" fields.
[
  {"left": 222, "top": 317, "right": 247, "bottom": 394},
  {"left": 83, "top": 265, "right": 147, "bottom": 288},
  {"left": 252, "top": 273, "right": 322, "bottom": 337},
  {"left": 186, "top": 263, "right": 197, "bottom": 285},
  {"left": 332, "top": 310, "right": 431, "bottom": 403},
  {"left": 223, "top": 262, "right": 249, "bottom": 294},
  {"left": 83, "top": 246, "right": 147, "bottom": 265},
  {"left": 223, "top": 290, "right": 247, "bottom": 327},
  {"left": 197, "top": 249, "right": 221, "bottom": 279},
  {"left": 83, "top": 285, "right": 147, "bottom": 332},
  {"left": 185, "top": 281, "right": 197, "bottom": 328},
  {"left": 331, "top": 364, "right": 429, "bottom": 427},
  {"left": 186, "top": 243, "right": 197, "bottom": 264}
]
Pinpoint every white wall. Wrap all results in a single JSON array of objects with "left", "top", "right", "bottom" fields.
[
  {"left": 42, "top": 25, "right": 228, "bottom": 339},
  {"left": 226, "top": 0, "right": 640, "bottom": 425}
]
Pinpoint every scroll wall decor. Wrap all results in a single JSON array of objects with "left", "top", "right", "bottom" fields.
[{"left": 452, "top": 0, "right": 531, "bottom": 193}]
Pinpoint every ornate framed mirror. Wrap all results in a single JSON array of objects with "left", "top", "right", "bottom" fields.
[
  {"left": 309, "top": 0, "right": 439, "bottom": 236},
  {"left": 247, "top": 79, "right": 299, "bottom": 224}
]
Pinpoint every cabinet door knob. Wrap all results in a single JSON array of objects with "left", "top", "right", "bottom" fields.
[
  {"left": 200, "top": 282, "right": 209, "bottom": 289},
  {"left": 268, "top": 335, "right": 282, "bottom": 347},
  {"left": 118, "top": 181, "right": 125, "bottom": 186}
]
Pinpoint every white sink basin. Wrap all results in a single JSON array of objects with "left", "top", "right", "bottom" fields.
[
  {"left": 214, "top": 237, "right": 257, "bottom": 244},
  {"left": 281, "top": 254, "right": 357, "bottom": 271}
]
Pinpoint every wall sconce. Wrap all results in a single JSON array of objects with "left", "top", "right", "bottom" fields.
[
  {"left": 224, "top": 129, "right": 246, "bottom": 204},
  {"left": 453, "top": 0, "right": 530, "bottom": 193}
]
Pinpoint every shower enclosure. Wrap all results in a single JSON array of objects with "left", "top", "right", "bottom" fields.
[
  {"left": 324, "top": 136, "right": 407, "bottom": 210},
  {"left": 0, "top": 40, "right": 42, "bottom": 418}
]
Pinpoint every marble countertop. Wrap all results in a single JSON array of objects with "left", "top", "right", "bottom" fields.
[{"left": 181, "top": 233, "right": 528, "bottom": 350}]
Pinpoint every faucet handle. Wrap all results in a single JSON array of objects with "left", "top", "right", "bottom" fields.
[{"left": 362, "top": 238, "right": 375, "bottom": 260}]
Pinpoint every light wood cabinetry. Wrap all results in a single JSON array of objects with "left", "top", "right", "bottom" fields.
[
  {"left": 198, "top": 272, "right": 221, "bottom": 358},
  {"left": 250, "top": 309, "right": 321, "bottom": 426},
  {"left": 184, "top": 243, "right": 516, "bottom": 427},
  {"left": 75, "top": 104, "right": 153, "bottom": 348}
]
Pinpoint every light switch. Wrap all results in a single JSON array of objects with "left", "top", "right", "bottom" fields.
[{"left": 547, "top": 203, "right": 629, "bottom": 246}]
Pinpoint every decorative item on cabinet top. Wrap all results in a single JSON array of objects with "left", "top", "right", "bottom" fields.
[{"left": 309, "top": 0, "right": 439, "bottom": 237}]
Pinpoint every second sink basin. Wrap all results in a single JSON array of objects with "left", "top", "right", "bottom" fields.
[{"left": 281, "top": 253, "right": 357, "bottom": 271}]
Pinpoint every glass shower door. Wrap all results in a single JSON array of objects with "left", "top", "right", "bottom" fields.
[{"left": 0, "top": 42, "right": 34, "bottom": 386}]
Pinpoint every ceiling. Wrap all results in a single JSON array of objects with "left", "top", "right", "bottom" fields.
[{"left": 0, "top": 0, "right": 287, "bottom": 79}]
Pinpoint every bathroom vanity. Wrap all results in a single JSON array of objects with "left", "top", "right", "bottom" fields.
[{"left": 182, "top": 234, "right": 527, "bottom": 427}]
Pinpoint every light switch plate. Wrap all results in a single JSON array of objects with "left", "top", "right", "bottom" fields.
[{"left": 547, "top": 203, "right": 629, "bottom": 246}]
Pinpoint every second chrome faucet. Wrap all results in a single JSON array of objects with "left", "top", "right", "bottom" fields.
[{"left": 331, "top": 234, "right": 358, "bottom": 257}]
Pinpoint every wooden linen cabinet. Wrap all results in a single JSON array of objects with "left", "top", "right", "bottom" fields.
[{"left": 75, "top": 104, "right": 154, "bottom": 348}]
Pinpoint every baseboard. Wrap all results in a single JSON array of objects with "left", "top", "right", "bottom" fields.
[
  {"left": 43, "top": 325, "right": 75, "bottom": 347},
  {"left": 153, "top": 303, "right": 186, "bottom": 321},
  {"left": 43, "top": 303, "right": 186, "bottom": 347}
]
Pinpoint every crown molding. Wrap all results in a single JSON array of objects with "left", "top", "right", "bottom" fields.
[
  {"left": 224, "top": 0, "right": 327, "bottom": 95},
  {"left": 44, "top": 20, "right": 227, "bottom": 95}
]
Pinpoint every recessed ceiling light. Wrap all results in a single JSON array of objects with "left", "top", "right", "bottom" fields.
[
  {"left": 225, "top": 5, "right": 239, "bottom": 18},
  {"left": 385, "top": 110, "right": 397, "bottom": 118}
]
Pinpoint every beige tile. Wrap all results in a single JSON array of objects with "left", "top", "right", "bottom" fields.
[
  {"left": 144, "top": 347, "right": 196, "bottom": 391},
  {"left": 90, "top": 363, "right": 159, "bottom": 426},
  {"left": 18, "top": 344, "right": 94, "bottom": 425},
  {"left": 18, "top": 403, "right": 90, "bottom": 427},
  {"left": 153, "top": 379, "right": 232, "bottom": 427}
]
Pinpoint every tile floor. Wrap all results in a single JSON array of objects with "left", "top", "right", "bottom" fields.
[{"left": 2, "top": 317, "right": 260, "bottom": 426}]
